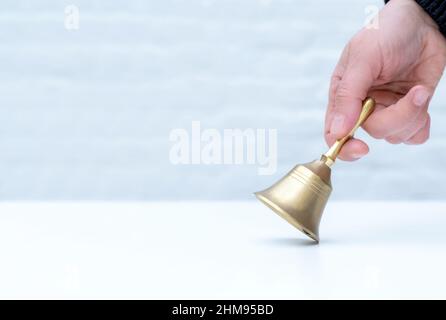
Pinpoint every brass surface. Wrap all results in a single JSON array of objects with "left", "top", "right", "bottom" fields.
[
  {"left": 255, "top": 98, "right": 375, "bottom": 242},
  {"left": 323, "top": 97, "right": 375, "bottom": 167}
]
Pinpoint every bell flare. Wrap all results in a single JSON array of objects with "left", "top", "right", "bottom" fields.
[{"left": 255, "top": 160, "right": 332, "bottom": 242}]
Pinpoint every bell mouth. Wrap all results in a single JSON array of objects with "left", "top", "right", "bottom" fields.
[{"left": 255, "top": 192, "right": 319, "bottom": 242}]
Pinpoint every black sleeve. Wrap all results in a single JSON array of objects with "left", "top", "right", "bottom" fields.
[{"left": 385, "top": 0, "right": 446, "bottom": 36}]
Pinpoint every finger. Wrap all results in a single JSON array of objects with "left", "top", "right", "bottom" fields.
[
  {"left": 325, "top": 33, "right": 386, "bottom": 152},
  {"left": 325, "top": 62, "right": 374, "bottom": 147},
  {"left": 366, "top": 89, "right": 402, "bottom": 109},
  {"left": 385, "top": 111, "right": 428, "bottom": 144},
  {"left": 325, "top": 44, "right": 351, "bottom": 137},
  {"left": 362, "top": 85, "right": 431, "bottom": 139},
  {"left": 336, "top": 138, "right": 369, "bottom": 161},
  {"left": 326, "top": 35, "right": 380, "bottom": 144},
  {"left": 325, "top": 73, "right": 342, "bottom": 139},
  {"left": 326, "top": 60, "right": 376, "bottom": 144},
  {"left": 327, "top": 30, "right": 385, "bottom": 139},
  {"left": 404, "top": 114, "right": 431, "bottom": 145}
]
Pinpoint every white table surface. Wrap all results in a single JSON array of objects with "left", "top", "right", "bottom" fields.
[{"left": 0, "top": 201, "right": 445, "bottom": 299}]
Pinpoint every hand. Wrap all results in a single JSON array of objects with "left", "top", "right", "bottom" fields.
[{"left": 324, "top": 0, "right": 446, "bottom": 161}]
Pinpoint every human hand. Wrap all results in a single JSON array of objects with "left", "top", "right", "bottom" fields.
[{"left": 325, "top": 0, "right": 446, "bottom": 161}]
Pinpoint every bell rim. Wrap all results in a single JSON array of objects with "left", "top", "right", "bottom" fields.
[{"left": 255, "top": 192, "right": 319, "bottom": 242}]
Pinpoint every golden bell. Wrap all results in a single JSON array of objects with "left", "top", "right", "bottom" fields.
[{"left": 255, "top": 98, "right": 375, "bottom": 242}]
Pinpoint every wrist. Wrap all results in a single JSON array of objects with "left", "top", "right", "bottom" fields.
[
  {"left": 386, "top": 0, "right": 446, "bottom": 36},
  {"left": 415, "top": 0, "right": 446, "bottom": 35}
]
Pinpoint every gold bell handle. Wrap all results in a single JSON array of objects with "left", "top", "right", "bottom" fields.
[{"left": 322, "top": 97, "right": 375, "bottom": 167}]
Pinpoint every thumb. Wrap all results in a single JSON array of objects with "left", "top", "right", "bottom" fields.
[{"left": 327, "top": 62, "right": 375, "bottom": 144}]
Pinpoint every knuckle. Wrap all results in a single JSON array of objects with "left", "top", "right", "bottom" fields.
[
  {"left": 334, "top": 85, "right": 354, "bottom": 110},
  {"left": 406, "top": 128, "right": 430, "bottom": 145},
  {"left": 385, "top": 136, "right": 402, "bottom": 145},
  {"left": 406, "top": 138, "right": 424, "bottom": 145},
  {"left": 330, "top": 74, "right": 341, "bottom": 84},
  {"left": 329, "top": 75, "right": 341, "bottom": 98},
  {"left": 336, "top": 83, "right": 350, "bottom": 98},
  {"left": 418, "top": 131, "right": 430, "bottom": 144},
  {"left": 415, "top": 114, "right": 428, "bottom": 130}
]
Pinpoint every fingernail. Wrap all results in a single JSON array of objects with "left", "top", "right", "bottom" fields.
[
  {"left": 330, "top": 114, "right": 345, "bottom": 136},
  {"left": 413, "top": 89, "right": 430, "bottom": 107}
]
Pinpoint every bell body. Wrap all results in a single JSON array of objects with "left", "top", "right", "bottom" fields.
[
  {"left": 255, "top": 98, "right": 374, "bottom": 242},
  {"left": 255, "top": 159, "right": 332, "bottom": 242}
]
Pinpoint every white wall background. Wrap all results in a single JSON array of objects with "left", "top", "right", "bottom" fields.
[{"left": 1, "top": 0, "right": 446, "bottom": 200}]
